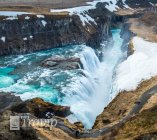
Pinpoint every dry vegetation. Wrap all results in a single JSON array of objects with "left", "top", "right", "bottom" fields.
[
  {"left": 115, "top": 105, "right": 157, "bottom": 140},
  {"left": 0, "top": 0, "right": 94, "bottom": 8},
  {"left": 128, "top": 12, "right": 157, "bottom": 42}
]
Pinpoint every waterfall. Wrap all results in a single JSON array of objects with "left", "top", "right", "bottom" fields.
[
  {"left": 64, "top": 29, "right": 125, "bottom": 129},
  {"left": 80, "top": 46, "right": 100, "bottom": 73}
]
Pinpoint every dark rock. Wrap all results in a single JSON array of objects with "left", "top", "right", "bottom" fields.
[
  {"left": 0, "top": 93, "right": 22, "bottom": 113},
  {"left": 11, "top": 98, "right": 72, "bottom": 118},
  {"left": 42, "top": 56, "right": 81, "bottom": 70},
  {"left": 0, "top": 110, "right": 38, "bottom": 140},
  {"left": 73, "top": 122, "right": 84, "bottom": 129},
  {"left": 0, "top": 1, "right": 117, "bottom": 56},
  {"left": 0, "top": 13, "right": 107, "bottom": 56},
  {"left": 102, "top": 119, "right": 111, "bottom": 125}
]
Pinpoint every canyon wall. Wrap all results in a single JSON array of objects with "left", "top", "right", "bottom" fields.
[{"left": 0, "top": 4, "right": 113, "bottom": 56}]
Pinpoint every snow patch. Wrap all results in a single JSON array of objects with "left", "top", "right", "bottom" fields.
[
  {"left": 23, "top": 37, "right": 27, "bottom": 41},
  {"left": 0, "top": 11, "right": 32, "bottom": 20},
  {"left": 0, "top": 11, "right": 31, "bottom": 16},
  {"left": 1, "top": 36, "right": 6, "bottom": 42},
  {"left": 25, "top": 16, "right": 30, "bottom": 20},
  {"left": 37, "top": 15, "right": 45, "bottom": 18},
  {"left": 41, "top": 20, "right": 47, "bottom": 27},
  {"left": 51, "top": 0, "right": 129, "bottom": 26},
  {"left": 115, "top": 37, "right": 157, "bottom": 92},
  {"left": 5, "top": 17, "right": 18, "bottom": 20}
]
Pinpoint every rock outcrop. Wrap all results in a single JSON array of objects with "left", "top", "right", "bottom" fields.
[
  {"left": 0, "top": 110, "right": 38, "bottom": 140},
  {"left": 11, "top": 98, "right": 71, "bottom": 118},
  {"left": 42, "top": 56, "right": 81, "bottom": 70},
  {"left": 0, "top": 94, "right": 74, "bottom": 140}
]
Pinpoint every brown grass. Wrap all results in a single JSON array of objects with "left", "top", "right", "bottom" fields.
[
  {"left": 128, "top": 39, "right": 134, "bottom": 54},
  {"left": 128, "top": 12, "right": 157, "bottom": 42},
  {"left": 115, "top": 105, "right": 157, "bottom": 140},
  {"left": 0, "top": 0, "right": 94, "bottom": 10}
]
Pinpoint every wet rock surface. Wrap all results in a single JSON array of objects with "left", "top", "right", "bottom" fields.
[{"left": 42, "top": 56, "right": 81, "bottom": 70}]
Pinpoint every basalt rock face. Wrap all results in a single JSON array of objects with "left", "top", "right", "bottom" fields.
[
  {"left": 42, "top": 56, "right": 81, "bottom": 70},
  {"left": 0, "top": 2, "right": 115, "bottom": 56},
  {"left": 0, "top": 93, "right": 22, "bottom": 113},
  {"left": 11, "top": 98, "right": 72, "bottom": 118},
  {"left": 0, "top": 15, "right": 83, "bottom": 55},
  {"left": 0, "top": 12, "right": 109, "bottom": 56}
]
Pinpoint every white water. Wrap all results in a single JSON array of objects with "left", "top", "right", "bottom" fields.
[{"left": 62, "top": 29, "right": 126, "bottom": 129}]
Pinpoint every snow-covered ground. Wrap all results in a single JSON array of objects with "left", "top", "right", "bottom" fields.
[
  {"left": 0, "top": 11, "right": 46, "bottom": 21},
  {"left": 51, "top": 0, "right": 129, "bottom": 26},
  {"left": 0, "top": 11, "right": 31, "bottom": 16},
  {"left": 114, "top": 37, "right": 157, "bottom": 92},
  {"left": 0, "top": 0, "right": 130, "bottom": 24}
]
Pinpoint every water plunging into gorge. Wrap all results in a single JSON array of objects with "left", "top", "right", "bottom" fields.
[{"left": 0, "top": 29, "right": 127, "bottom": 129}]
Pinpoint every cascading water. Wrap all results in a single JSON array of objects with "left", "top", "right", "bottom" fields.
[
  {"left": 63, "top": 29, "right": 126, "bottom": 128},
  {"left": 0, "top": 29, "right": 126, "bottom": 129}
]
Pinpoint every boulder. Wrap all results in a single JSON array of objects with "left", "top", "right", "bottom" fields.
[
  {"left": 42, "top": 56, "right": 82, "bottom": 70},
  {"left": 11, "top": 98, "right": 72, "bottom": 118}
]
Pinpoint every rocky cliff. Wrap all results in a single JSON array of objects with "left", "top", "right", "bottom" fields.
[{"left": 0, "top": 5, "right": 113, "bottom": 56}]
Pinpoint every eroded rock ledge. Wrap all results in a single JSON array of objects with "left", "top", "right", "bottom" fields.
[{"left": 11, "top": 98, "right": 72, "bottom": 118}]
